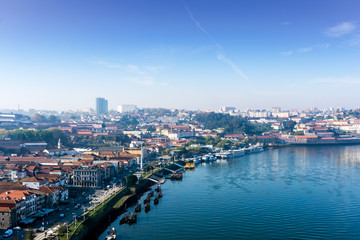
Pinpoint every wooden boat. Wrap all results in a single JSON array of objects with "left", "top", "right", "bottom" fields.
[
  {"left": 154, "top": 197, "right": 159, "bottom": 205},
  {"left": 143, "top": 196, "right": 150, "bottom": 204},
  {"left": 128, "top": 212, "right": 137, "bottom": 225},
  {"left": 119, "top": 213, "right": 129, "bottom": 224},
  {"left": 135, "top": 203, "right": 141, "bottom": 212},
  {"left": 170, "top": 172, "right": 183, "bottom": 180},
  {"left": 147, "top": 190, "right": 154, "bottom": 198},
  {"left": 144, "top": 203, "right": 150, "bottom": 213},
  {"left": 155, "top": 186, "right": 161, "bottom": 192},
  {"left": 105, "top": 228, "right": 116, "bottom": 240}
]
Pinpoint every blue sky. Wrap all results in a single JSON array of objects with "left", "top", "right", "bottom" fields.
[{"left": 0, "top": 0, "right": 359, "bottom": 111}]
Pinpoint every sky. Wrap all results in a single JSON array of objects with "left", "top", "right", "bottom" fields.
[{"left": 0, "top": 0, "right": 359, "bottom": 111}]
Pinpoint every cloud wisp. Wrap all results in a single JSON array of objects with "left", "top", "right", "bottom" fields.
[
  {"left": 184, "top": 5, "right": 223, "bottom": 51},
  {"left": 95, "top": 60, "right": 167, "bottom": 86},
  {"left": 325, "top": 22, "right": 357, "bottom": 37},
  {"left": 185, "top": 5, "right": 249, "bottom": 84},
  {"left": 217, "top": 54, "right": 249, "bottom": 82},
  {"left": 281, "top": 43, "right": 330, "bottom": 56}
]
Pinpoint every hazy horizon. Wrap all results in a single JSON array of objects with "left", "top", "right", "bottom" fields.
[{"left": 1, "top": 0, "right": 359, "bottom": 111}]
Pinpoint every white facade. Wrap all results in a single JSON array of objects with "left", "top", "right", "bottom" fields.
[{"left": 117, "top": 104, "right": 137, "bottom": 113}]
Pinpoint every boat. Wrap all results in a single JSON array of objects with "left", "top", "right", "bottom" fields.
[
  {"left": 144, "top": 196, "right": 150, "bottom": 204},
  {"left": 155, "top": 185, "right": 161, "bottom": 192},
  {"left": 119, "top": 213, "right": 129, "bottom": 224},
  {"left": 128, "top": 212, "right": 137, "bottom": 225},
  {"left": 215, "top": 151, "right": 231, "bottom": 159},
  {"left": 158, "top": 191, "right": 163, "bottom": 198},
  {"left": 209, "top": 155, "right": 217, "bottom": 161},
  {"left": 147, "top": 191, "right": 154, "bottom": 198},
  {"left": 245, "top": 144, "right": 264, "bottom": 153},
  {"left": 105, "top": 228, "right": 116, "bottom": 240},
  {"left": 230, "top": 149, "right": 245, "bottom": 157},
  {"left": 145, "top": 203, "right": 150, "bottom": 212},
  {"left": 135, "top": 203, "right": 141, "bottom": 212},
  {"left": 202, "top": 155, "right": 210, "bottom": 161},
  {"left": 154, "top": 197, "right": 159, "bottom": 205},
  {"left": 193, "top": 158, "right": 201, "bottom": 164},
  {"left": 184, "top": 162, "right": 195, "bottom": 170},
  {"left": 170, "top": 172, "right": 183, "bottom": 180}
]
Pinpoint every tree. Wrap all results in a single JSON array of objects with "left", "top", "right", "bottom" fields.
[
  {"left": 31, "top": 113, "right": 47, "bottom": 122},
  {"left": 126, "top": 175, "right": 138, "bottom": 186},
  {"left": 26, "top": 229, "right": 35, "bottom": 240},
  {"left": 284, "top": 120, "right": 296, "bottom": 132},
  {"left": 162, "top": 148, "right": 171, "bottom": 156},
  {"left": 47, "top": 115, "right": 60, "bottom": 123}
]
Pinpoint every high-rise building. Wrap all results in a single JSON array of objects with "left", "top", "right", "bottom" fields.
[{"left": 96, "top": 97, "right": 108, "bottom": 115}]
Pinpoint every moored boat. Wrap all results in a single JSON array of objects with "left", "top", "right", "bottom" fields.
[
  {"left": 170, "top": 172, "right": 183, "bottom": 180},
  {"left": 144, "top": 196, "right": 150, "bottom": 204},
  {"left": 147, "top": 190, "right": 154, "bottom": 198},
  {"left": 105, "top": 228, "right": 116, "bottom": 240},
  {"left": 135, "top": 203, "right": 141, "bottom": 212},
  {"left": 154, "top": 197, "right": 159, "bottom": 205},
  {"left": 155, "top": 185, "right": 161, "bottom": 192},
  {"left": 119, "top": 213, "right": 129, "bottom": 224},
  {"left": 209, "top": 155, "right": 217, "bottom": 161},
  {"left": 145, "top": 203, "right": 150, "bottom": 212},
  {"left": 128, "top": 212, "right": 137, "bottom": 225}
]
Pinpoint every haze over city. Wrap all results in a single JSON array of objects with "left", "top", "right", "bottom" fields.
[{"left": 1, "top": 0, "right": 359, "bottom": 111}]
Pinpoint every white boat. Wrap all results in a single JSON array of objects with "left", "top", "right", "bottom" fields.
[
  {"left": 245, "top": 144, "right": 264, "bottom": 153},
  {"left": 216, "top": 151, "right": 231, "bottom": 158},
  {"left": 202, "top": 155, "right": 210, "bottom": 161},
  {"left": 230, "top": 149, "right": 245, "bottom": 157},
  {"left": 193, "top": 157, "right": 201, "bottom": 164},
  {"left": 209, "top": 155, "right": 217, "bottom": 161}
]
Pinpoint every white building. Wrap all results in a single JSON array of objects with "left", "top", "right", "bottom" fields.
[{"left": 117, "top": 105, "right": 138, "bottom": 113}]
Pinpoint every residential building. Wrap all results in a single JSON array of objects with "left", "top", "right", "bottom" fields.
[
  {"left": 73, "top": 166, "right": 102, "bottom": 187},
  {"left": 117, "top": 104, "right": 137, "bottom": 113},
  {"left": 96, "top": 97, "right": 108, "bottom": 115}
]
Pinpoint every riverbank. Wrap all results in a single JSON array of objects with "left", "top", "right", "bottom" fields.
[
  {"left": 65, "top": 177, "right": 157, "bottom": 240},
  {"left": 60, "top": 187, "right": 132, "bottom": 240}
]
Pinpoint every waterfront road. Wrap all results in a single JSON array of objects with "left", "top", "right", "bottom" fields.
[{"left": 33, "top": 185, "right": 124, "bottom": 240}]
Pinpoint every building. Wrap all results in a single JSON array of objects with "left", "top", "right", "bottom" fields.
[
  {"left": 220, "top": 106, "right": 236, "bottom": 113},
  {"left": 117, "top": 104, "right": 137, "bottom": 113},
  {"left": 96, "top": 97, "right": 108, "bottom": 115},
  {"left": 0, "top": 190, "right": 37, "bottom": 223},
  {"left": 72, "top": 166, "right": 102, "bottom": 188},
  {"left": 0, "top": 206, "right": 16, "bottom": 229}
]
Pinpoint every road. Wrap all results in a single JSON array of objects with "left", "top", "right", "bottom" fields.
[{"left": 33, "top": 185, "right": 124, "bottom": 240}]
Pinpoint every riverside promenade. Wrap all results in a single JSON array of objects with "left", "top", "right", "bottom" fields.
[{"left": 34, "top": 185, "right": 124, "bottom": 240}]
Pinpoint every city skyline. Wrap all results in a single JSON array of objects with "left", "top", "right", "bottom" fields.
[{"left": 1, "top": 0, "right": 360, "bottom": 111}]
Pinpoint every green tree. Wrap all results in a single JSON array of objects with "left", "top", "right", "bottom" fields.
[
  {"left": 47, "top": 115, "right": 59, "bottom": 123},
  {"left": 31, "top": 113, "right": 47, "bottom": 122},
  {"left": 126, "top": 175, "right": 138, "bottom": 186}
]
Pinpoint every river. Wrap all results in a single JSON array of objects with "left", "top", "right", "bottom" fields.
[{"left": 99, "top": 145, "right": 360, "bottom": 239}]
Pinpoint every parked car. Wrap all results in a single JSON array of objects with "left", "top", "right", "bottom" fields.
[
  {"left": 3, "top": 229, "right": 13, "bottom": 238},
  {"left": 60, "top": 213, "right": 65, "bottom": 218}
]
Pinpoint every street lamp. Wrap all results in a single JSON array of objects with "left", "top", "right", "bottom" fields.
[
  {"left": 73, "top": 213, "right": 77, "bottom": 228},
  {"left": 82, "top": 206, "right": 86, "bottom": 221},
  {"left": 66, "top": 222, "right": 69, "bottom": 240}
]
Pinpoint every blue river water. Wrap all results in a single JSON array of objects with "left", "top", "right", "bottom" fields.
[{"left": 99, "top": 145, "right": 360, "bottom": 240}]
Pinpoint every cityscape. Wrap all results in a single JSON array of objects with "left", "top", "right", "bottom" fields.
[
  {"left": 1, "top": 100, "right": 360, "bottom": 239},
  {"left": 1, "top": 0, "right": 360, "bottom": 240}
]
